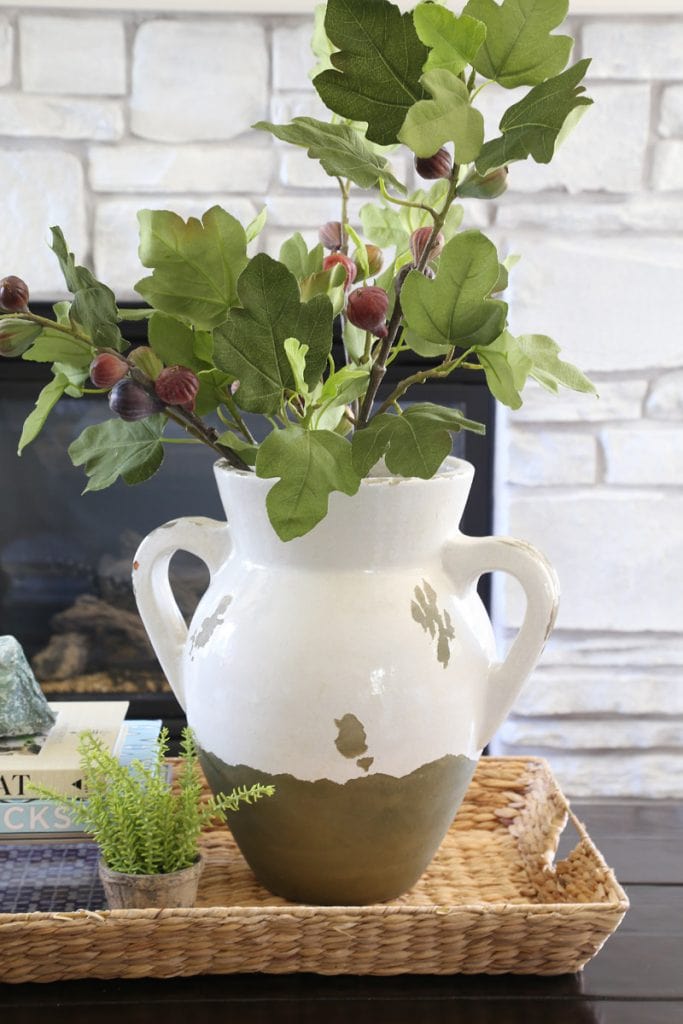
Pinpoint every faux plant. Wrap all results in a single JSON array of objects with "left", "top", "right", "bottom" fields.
[
  {"left": 2, "top": 0, "right": 596, "bottom": 541},
  {"left": 29, "top": 728, "right": 274, "bottom": 875}
]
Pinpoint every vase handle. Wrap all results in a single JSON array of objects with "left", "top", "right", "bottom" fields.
[
  {"left": 443, "top": 535, "right": 560, "bottom": 750},
  {"left": 132, "top": 517, "right": 232, "bottom": 711}
]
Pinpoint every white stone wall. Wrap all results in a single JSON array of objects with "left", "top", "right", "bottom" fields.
[{"left": 1, "top": 9, "right": 681, "bottom": 797}]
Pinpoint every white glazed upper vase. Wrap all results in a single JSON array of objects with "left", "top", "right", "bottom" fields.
[{"left": 133, "top": 457, "right": 559, "bottom": 905}]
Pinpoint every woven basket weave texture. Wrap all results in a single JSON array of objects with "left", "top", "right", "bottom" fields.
[{"left": 0, "top": 756, "right": 628, "bottom": 983}]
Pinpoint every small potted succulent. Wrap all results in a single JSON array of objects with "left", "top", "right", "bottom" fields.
[
  {"left": 3, "top": 0, "right": 596, "bottom": 905},
  {"left": 30, "top": 728, "right": 273, "bottom": 909}
]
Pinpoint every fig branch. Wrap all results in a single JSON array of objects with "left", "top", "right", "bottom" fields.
[{"left": 356, "top": 151, "right": 459, "bottom": 430}]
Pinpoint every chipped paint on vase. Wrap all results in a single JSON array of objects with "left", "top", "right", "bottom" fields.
[{"left": 133, "top": 457, "right": 559, "bottom": 904}]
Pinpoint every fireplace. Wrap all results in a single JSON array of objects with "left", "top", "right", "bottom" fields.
[{"left": 0, "top": 307, "right": 496, "bottom": 740}]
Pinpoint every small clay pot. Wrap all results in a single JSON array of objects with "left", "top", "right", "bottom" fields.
[{"left": 98, "top": 855, "right": 204, "bottom": 910}]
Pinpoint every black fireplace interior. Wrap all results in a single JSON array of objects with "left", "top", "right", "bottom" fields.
[{"left": 0, "top": 305, "right": 496, "bottom": 740}]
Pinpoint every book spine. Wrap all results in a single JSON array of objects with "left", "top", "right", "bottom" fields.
[
  {"left": 0, "top": 722, "right": 167, "bottom": 838},
  {"left": 0, "top": 768, "right": 86, "bottom": 799}
]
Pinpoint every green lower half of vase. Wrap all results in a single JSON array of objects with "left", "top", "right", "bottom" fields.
[{"left": 199, "top": 750, "right": 477, "bottom": 905}]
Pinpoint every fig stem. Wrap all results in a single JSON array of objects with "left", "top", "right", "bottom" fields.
[
  {"left": 356, "top": 171, "right": 460, "bottom": 429},
  {"left": 378, "top": 178, "right": 438, "bottom": 219},
  {"left": 336, "top": 177, "right": 350, "bottom": 254},
  {"left": 221, "top": 391, "right": 256, "bottom": 444},
  {"left": 374, "top": 347, "right": 477, "bottom": 416},
  {"left": 3, "top": 311, "right": 93, "bottom": 349}
]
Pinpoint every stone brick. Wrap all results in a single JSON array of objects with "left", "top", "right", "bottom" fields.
[
  {"left": 0, "top": 17, "right": 12, "bottom": 87},
  {"left": 272, "top": 22, "right": 315, "bottom": 91},
  {"left": 131, "top": 20, "right": 268, "bottom": 142},
  {"left": 499, "top": 716, "right": 683, "bottom": 750},
  {"left": 265, "top": 194, "right": 363, "bottom": 229},
  {"left": 479, "top": 84, "right": 649, "bottom": 194},
  {"left": 647, "top": 370, "right": 683, "bottom": 420},
  {"left": 660, "top": 85, "right": 683, "bottom": 138},
  {"left": 497, "top": 196, "right": 683, "bottom": 233},
  {"left": 0, "top": 150, "right": 86, "bottom": 297},
  {"left": 94, "top": 196, "right": 258, "bottom": 297},
  {"left": 89, "top": 144, "right": 274, "bottom": 194},
  {"left": 511, "top": 668, "right": 683, "bottom": 716},
  {"left": 583, "top": 21, "right": 683, "bottom": 80},
  {"left": 506, "top": 492, "right": 683, "bottom": 631},
  {"left": 507, "top": 237, "right": 683, "bottom": 372},
  {"left": 0, "top": 94, "right": 123, "bottom": 141},
  {"left": 20, "top": 15, "right": 126, "bottom": 96},
  {"left": 514, "top": 379, "right": 646, "bottom": 423},
  {"left": 509, "top": 750, "right": 683, "bottom": 798},
  {"left": 652, "top": 141, "right": 683, "bottom": 191},
  {"left": 602, "top": 426, "right": 683, "bottom": 485},
  {"left": 540, "top": 632, "right": 683, "bottom": 669},
  {"left": 507, "top": 429, "right": 596, "bottom": 486},
  {"left": 270, "top": 90, "right": 328, "bottom": 124}
]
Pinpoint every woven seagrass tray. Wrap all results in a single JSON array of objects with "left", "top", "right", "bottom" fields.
[{"left": 0, "top": 756, "right": 628, "bottom": 983}]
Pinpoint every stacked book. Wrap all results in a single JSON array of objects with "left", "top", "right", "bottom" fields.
[{"left": 0, "top": 702, "right": 164, "bottom": 843}]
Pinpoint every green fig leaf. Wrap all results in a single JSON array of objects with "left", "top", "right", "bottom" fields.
[
  {"left": 245, "top": 207, "right": 268, "bottom": 243},
  {"left": 413, "top": 4, "right": 487, "bottom": 77},
  {"left": 213, "top": 254, "right": 333, "bottom": 415},
  {"left": 68, "top": 415, "right": 166, "bottom": 492},
  {"left": 463, "top": 0, "right": 573, "bottom": 88},
  {"left": 399, "top": 69, "right": 484, "bottom": 162},
  {"left": 135, "top": 206, "right": 248, "bottom": 330},
  {"left": 195, "top": 369, "right": 235, "bottom": 417},
  {"left": 256, "top": 426, "right": 361, "bottom": 541},
  {"left": 216, "top": 430, "right": 259, "bottom": 467},
  {"left": 50, "top": 228, "right": 124, "bottom": 352},
  {"left": 517, "top": 333, "right": 597, "bottom": 394},
  {"left": 279, "top": 233, "right": 324, "bottom": 282},
  {"left": 17, "top": 373, "right": 70, "bottom": 454},
  {"left": 254, "top": 117, "right": 405, "bottom": 193},
  {"left": 313, "top": 0, "right": 428, "bottom": 146},
  {"left": 352, "top": 403, "right": 485, "bottom": 479},
  {"left": 148, "top": 312, "right": 212, "bottom": 372},
  {"left": 401, "top": 230, "right": 507, "bottom": 351},
  {"left": 21, "top": 329, "right": 93, "bottom": 367},
  {"left": 476, "top": 60, "right": 592, "bottom": 173},
  {"left": 474, "top": 331, "right": 532, "bottom": 409}
]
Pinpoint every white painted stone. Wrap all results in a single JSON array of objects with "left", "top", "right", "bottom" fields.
[
  {"left": 270, "top": 90, "right": 328, "bottom": 124},
  {"left": 0, "top": 17, "right": 12, "bottom": 87},
  {"left": 647, "top": 371, "right": 683, "bottom": 420},
  {"left": 479, "top": 84, "right": 649, "bottom": 194},
  {"left": 496, "top": 197, "right": 683, "bottom": 233},
  {"left": 0, "top": 94, "right": 123, "bottom": 140},
  {"left": 279, "top": 148, "right": 338, "bottom": 191},
  {"left": 508, "top": 236, "right": 683, "bottom": 372},
  {"left": 660, "top": 85, "right": 683, "bottom": 138},
  {"left": 512, "top": 668, "right": 683, "bottom": 716},
  {"left": 652, "top": 141, "right": 683, "bottom": 191},
  {"left": 0, "top": 150, "right": 86, "bottom": 297},
  {"left": 507, "top": 429, "right": 596, "bottom": 486},
  {"left": 89, "top": 144, "right": 274, "bottom": 194},
  {"left": 131, "top": 20, "right": 268, "bottom": 142},
  {"left": 272, "top": 22, "right": 315, "bottom": 91},
  {"left": 514, "top": 379, "right": 646, "bottom": 423},
  {"left": 602, "top": 425, "right": 683, "bottom": 485},
  {"left": 532, "top": 753, "right": 683, "bottom": 799},
  {"left": 20, "top": 15, "right": 126, "bottom": 96},
  {"left": 499, "top": 716, "right": 683, "bottom": 750},
  {"left": 540, "top": 632, "right": 683, "bottom": 668},
  {"left": 94, "top": 196, "right": 258, "bottom": 297},
  {"left": 583, "top": 21, "right": 683, "bottom": 80},
  {"left": 506, "top": 492, "right": 683, "bottom": 631},
  {"left": 265, "top": 194, "right": 363, "bottom": 229}
]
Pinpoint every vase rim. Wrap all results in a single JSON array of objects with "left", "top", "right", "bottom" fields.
[{"left": 214, "top": 454, "right": 474, "bottom": 487}]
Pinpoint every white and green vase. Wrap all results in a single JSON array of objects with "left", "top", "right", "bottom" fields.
[{"left": 133, "top": 457, "right": 559, "bottom": 905}]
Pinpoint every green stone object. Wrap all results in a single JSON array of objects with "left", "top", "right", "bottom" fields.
[{"left": 0, "top": 635, "right": 56, "bottom": 738}]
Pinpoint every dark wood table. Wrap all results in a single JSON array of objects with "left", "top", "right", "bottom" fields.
[{"left": 0, "top": 802, "right": 681, "bottom": 1022}]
